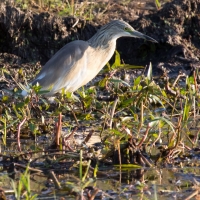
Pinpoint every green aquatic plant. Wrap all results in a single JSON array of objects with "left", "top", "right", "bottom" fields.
[{"left": 11, "top": 165, "right": 37, "bottom": 200}]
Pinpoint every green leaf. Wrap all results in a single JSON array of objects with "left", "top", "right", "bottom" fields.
[
  {"left": 32, "top": 84, "right": 42, "bottom": 93},
  {"left": 121, "top": 98, "right": 135, "bottom": 107},
  {"left": 37, "top": 90, "right": 51, "bottom": 95},
  {"left": 134, "top": 76, "right": 141, "bottom": 86},
  {"left": 29, "top": 123, "right": 37, "bottom": 133},
  {"left": 121, "top": 64, "right": 144, "bottom": 70},
  {"left": 106, "top": 62, "right": 111, "bottom": 70},
  {"left": 155, "top": 0, "right": 161, "bottom": 9},
  {"left": 149, "top": 94, "right": 165, "bottom": 107},
  {"left": 152, "top": 133, "right": 159, "bottom": 138},
  {"left": 98, "top": 77, "right": 107, "bottom": 87},
  {"left": 149, "top": 117, "right": 175, "bottom": 133},
  {"left": 83, "top": 97, "right": 93, "bottom": 108},
  {"left": 24, "top": 97, "right": 30, "bottom": 104},
  {"left": 110, "top": 78, "right": 130, "bottom": 87},
  {"left": 114, "top": 50, "right": 121, "bottom": 67},
  {"left": 109, "top": 129, "right": 122, "bottom": 136},
  {"left": 183, "top": 98, "right": 191, "bottom": 122},
  {"left": 16, "top": 102, "right": 25, "bottom": 109},
  {"left": 189, "top": 76, "right": 194, "bottom": 84},
  {"left": 114, "top": 164, "right": 142, "bottom": 169},
  {"left": 18, "top": 68, "right": 24, "bottom": 76},
  {"left": 40, "top": 98, "right": 50, "bottom": 110},
  {"left": 2, "top": 96, "right": 9, "bottom": 102},
  {"left": 64, "top": 91, "right": 73, "bottom": 99}
]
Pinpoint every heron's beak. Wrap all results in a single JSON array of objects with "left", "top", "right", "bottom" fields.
[{"left": 131, "top": 30, "right": 158, "bottom": 43}]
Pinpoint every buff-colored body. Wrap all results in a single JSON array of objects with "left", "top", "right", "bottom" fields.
[{"left": 25, "top": 20, "right": 157, "bottom": 96}]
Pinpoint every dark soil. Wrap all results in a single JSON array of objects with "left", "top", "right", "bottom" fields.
[
  {"left": 128, "top": 0, "right": 200, "bottom": 77},
  {"left": 0, "top": 0, "right": 199, "bottom": 85}
]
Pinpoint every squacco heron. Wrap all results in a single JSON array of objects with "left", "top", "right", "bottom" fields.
[{"left": 22, "top": 20, "right": 157, "bottom": 96}]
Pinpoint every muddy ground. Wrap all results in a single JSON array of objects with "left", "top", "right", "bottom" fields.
[{"left": 0, "top": 0, "right": 200, "bottom": 89}]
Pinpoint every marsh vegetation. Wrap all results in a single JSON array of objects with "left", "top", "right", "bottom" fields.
[{"left": 0, "top": 0, "right": 200, "bottom": 199}]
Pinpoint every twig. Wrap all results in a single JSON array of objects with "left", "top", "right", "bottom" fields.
[
  {"left": 152, "top": 126, "right": 162, "bottom": 147},
  {"left": 83, "top": 130, "right": 94, "bottom": 144},
  {"left": 184, "top": 189, "right": 198, "bottom": 200},
  {"left": 137, "top": 150, "right": 153, "bottom": 167},
  {"left": 165, "top": 77, "right": 186, "bottom": 99},
  {"left": 117, "top": 140, "right": 121, "bottom": 166},
  {"left": 72, "top": 18, "right": 79, "bottom": 27},
  {"left": 137, "top": 100, "right": 144, "bottom": 136},
  {"left": 137, "top": 124, "right": 151, "bottom": 149},
  {"left": 68, "top": 104, "right": 80, "bottom": 126},
  {"left": 173, "top": 115, "right": 182, "bottom": 149},
  {"left": 172, "top": 73, "right": 186, "bottom": 88},
  {"left": 17, "top": 117, "right": 27, "bottom": 152},
  {"left": 14, "top": 163, "right": 42, "bottom": 173},
  {"left": 55, "top": 113, "right": 62, "bottom": 146},
  {"left": 87, "top": 188, "right": 99, "bottom": 200},
  {"left": 63, "top": 126, "right": 78, "bottom": 151},
  {"left": 48, "top": 170, "right": 61, "bottom": 190},
  {"left": 100, "top": 104, "right": 109, "bottom": 139},
  {"left": 193, "top": 70, "right": 198, "bottom": 93},
  {"left": 64, "top": 126, "right": 78, "bottom": 140},
  {"left": 193, "top": 70, "right": 198, "bottom": 120}
]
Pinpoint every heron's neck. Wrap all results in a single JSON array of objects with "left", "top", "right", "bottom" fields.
[{"left": 88, "top": 32, "right": 117, "bottom": 49}]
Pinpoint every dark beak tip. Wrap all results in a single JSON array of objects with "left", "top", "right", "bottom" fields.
[
  {"left": 153, "top": 39, "right": 158, "bottom": 43},
  {"left": 144, "top": 35, "right": 158, "bottom": 43},
  {"left": 148, "top": 37, "right": 158, "bottom": 43}
]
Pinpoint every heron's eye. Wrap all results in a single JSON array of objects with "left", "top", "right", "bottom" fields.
[{"left": 124, "top": 27, "right": 130, "bottom": 31}]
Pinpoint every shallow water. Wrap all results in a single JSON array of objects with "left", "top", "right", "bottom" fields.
[{"left": 1, "top": 164, "right": 199, "bottom": 199}]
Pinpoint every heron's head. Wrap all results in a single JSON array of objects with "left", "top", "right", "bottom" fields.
[{"left": 100, "top": 20, "right": 157, "bottom": 43}]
